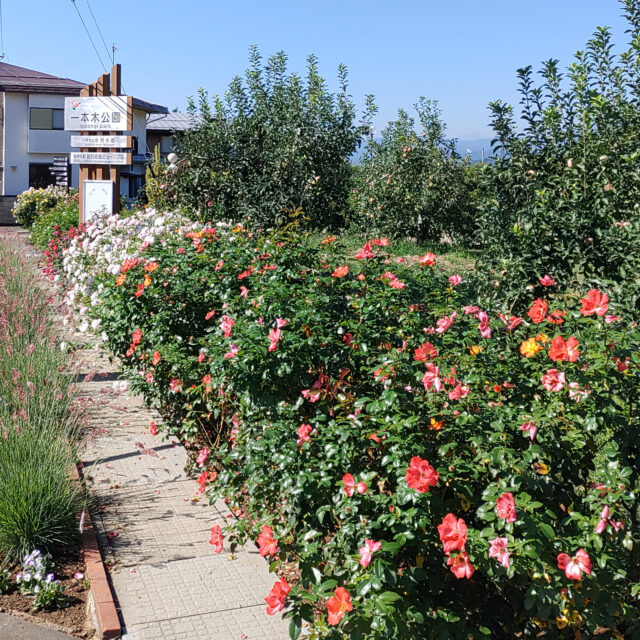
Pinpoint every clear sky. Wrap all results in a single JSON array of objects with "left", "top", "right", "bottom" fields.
[{"left": 0, "top": 0, "right": 632, "bottom": 139}]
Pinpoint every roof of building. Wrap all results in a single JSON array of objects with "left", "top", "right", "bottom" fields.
[
  {"left": 0, "top": 61, "right": 85, "bottom": 94},
  {"left": 0, "top": 61, "right": 168, "bottom": 114},
  {"left": 146, "top": 112, "right": 202, "bottom": 131}
]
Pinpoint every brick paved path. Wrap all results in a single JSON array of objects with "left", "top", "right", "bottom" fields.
[{"left": 73, "top": 344, "right": 289, "bottom": 640}]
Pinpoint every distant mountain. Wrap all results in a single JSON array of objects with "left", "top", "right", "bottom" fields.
[
  {"left": 351, "top": 137, "right": 495, "bottom": 165},
  {"left": 455, "top": 138, "right": 494, "bottom": 164}
]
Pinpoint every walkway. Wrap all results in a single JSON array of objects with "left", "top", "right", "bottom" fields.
[
  {"left": 73, "top": 342, "right": 289, "bottom": 640},
  {"left": 0, "top": 612, "right": 76, "bottom": 640}
]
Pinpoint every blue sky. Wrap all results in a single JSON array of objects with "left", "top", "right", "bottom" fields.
[{"left": 1, "top": 0, "right": 632, "bottom": 139}]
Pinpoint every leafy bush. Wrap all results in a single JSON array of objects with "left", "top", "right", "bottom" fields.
[
  {"left": 476, "top": 0, "right": 640, "bottom": 310},
  {"left": 165, "top": 47, "right": 375, "bottom": 229},
  {"left": 0, "top": 234, "right": 84, "bottom": 560},
  {"left": 11, "top": 186, "right": 68, "bottom": 228},
  {"left": 349, "top": 99, "right": 477, "bottom": 244},
  {"left": 64, "top": 212, "right": 640, "bottom": 639},
  {"left": 31, "top": 196, "right": 79, "bottom": 251}
]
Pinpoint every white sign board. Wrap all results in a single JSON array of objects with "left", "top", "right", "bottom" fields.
[
  {"left": 70, "top": 135, "right": 131, "bottom": 148},
  {"left": 83, "top": 180, "right": 113, "bottom": 222},
  {"left": 71, "top": 152, "right": 130, "bottom": 165},
  {"left": 64, "top": 96, "right": 131, "bottom": 131}
]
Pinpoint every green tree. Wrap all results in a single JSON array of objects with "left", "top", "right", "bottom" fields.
[
  {"left": 167, "top": 47, "right": 375, "bottom": 229},
  {"left": 349, "top": 98, "right": 476, "bottom": 244},
  {"left": 477, "top": 0, "right": 640, "bottom": 311}
]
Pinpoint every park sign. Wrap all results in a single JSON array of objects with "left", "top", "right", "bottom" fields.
[
  {"left": 64, "top": 96, "right": 133, "bottom": 132},
  {"left": 71, "top": 152, "right": 132, "bottom": 165},
  {"left": 70, "top": 135, "right": 132, "bottom": 148}
]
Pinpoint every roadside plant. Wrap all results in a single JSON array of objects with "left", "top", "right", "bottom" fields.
[
  {"left": 477, "top": 0, "right": 640, "bottom": 311},
  {"left": 16, "top": 550, "right": 66, "bottom": 611},
  {"left": 16, "top": 549, "right": 52, "bottom": 594},
  {"left": 31, "top": 195, "right": 79, "bottom": 251},
  {"left": 0, "top": 567, "right": 10, "bottom": 594},
  {"left": 11, "top": 186, "right": 68, "bottom": 228},
  {"left": 65, "top": 215, "right": 640, "bottom": 638},
  {"left": 0, "top": 233, "right": 85, "bottom": 560}
]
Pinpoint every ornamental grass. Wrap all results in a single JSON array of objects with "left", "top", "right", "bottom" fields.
[{"left": 0, "top": 233, "right": 84, "bottom": 560}]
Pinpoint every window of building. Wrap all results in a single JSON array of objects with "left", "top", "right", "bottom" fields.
[
  {"left": 128, "top": 175, "right": 143, "bottom": 199},
  {"left": 30, "top": 108, "right": 64, "bottom": 130},
  {"left": 160, "top": 136, "right": 174, "bottom": 153},
  {"left": 29, "top": 163, "right": 56, "bottom": 189}
]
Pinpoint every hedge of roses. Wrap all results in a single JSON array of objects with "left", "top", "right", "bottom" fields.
[{"left": 61, "top": 211, "right": 640, "bottom": 639}]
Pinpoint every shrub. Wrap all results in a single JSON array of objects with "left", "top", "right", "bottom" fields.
[
  {"left": 65, "top": 214, "right": 640, "bottom": 639},
  {"left": 349, "top": 99, "right": 477, "bottom": 244},
  {"left": 11, "top": 186, "right": 68, "bottom": 228},
  {"left": 0, "top": 428, "right": 84, "bottom": 560},
  {"left": 31, "top": 196, "right": 79, "bottom": 251},
  {"left": 166, "top": 47, "right": 375, "bottom": 229},
  {"left": 476, "top": 0, "right": 640, "bottom": 311}
]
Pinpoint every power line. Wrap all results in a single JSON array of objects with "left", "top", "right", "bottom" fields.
[
  {"left": 0, "top": 0, "right": 6, "bottom": 60},
  {"left": 70, "top": 0, "right": 107, "bottom": 72},
  {"left": 83, "top": 0, "right": 112, "bottom": 65}
]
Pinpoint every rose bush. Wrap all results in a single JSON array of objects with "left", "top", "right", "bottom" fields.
[
  {"left": 62, "top": 212, "right": 639, "bottom": 639},
  {"left": 11, "top": 186, "right": 69, "bottom": 228}
]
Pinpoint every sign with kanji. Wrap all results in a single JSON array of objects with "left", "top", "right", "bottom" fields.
[
  {"left": 70, "top": 135, "right": 132, "bottom": 148},
  {"left": 49, "top": 155, "right": 70, "bottom": 191},
  {"left": 64, "top": 96, "right": 132, "bottom": 131},
  {"left": 71, "top": 152, "right": 131, "bottom": 165}
]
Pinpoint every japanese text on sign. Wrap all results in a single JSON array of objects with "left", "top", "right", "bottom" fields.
[{"left": 64, "top": 96, "right": 132, "bottom": 132}]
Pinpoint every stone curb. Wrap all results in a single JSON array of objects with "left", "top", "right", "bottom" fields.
[{"left": 76, "top": 464, "right": 121, "bottom": 639}]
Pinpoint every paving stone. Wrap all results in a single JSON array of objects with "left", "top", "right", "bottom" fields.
[
  {"left": 132, "top": 605, "right": 289, "bottom": 640},
  {"left": 74, "top": 336, "right": 288, "bottom": 638}
]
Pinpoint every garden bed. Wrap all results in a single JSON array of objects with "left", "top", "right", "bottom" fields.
[
  {"left": 55, "top": 211, "right": 639, "bottom": 639},
  {"left": 0, "top": 554, "right": 92, "bottom": 638}
]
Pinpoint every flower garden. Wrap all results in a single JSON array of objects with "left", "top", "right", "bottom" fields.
[
  {"left": 45, "top": 209, "right": 636, "bottom": 640},
  {"left": 8, "top": 2, "right": 640, "bottom": 638}
]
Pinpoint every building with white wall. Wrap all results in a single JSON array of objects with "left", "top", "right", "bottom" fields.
[{"left": 0, "top": 61, "right": 167, "bottom": 223}]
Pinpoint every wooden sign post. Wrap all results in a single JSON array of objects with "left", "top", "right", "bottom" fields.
[{"left": 66, "top": 64, "right": 133, "bottom": 224}]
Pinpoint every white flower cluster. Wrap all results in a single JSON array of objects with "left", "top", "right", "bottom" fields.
[
  {"left": 61, "top": 208, "right": 199, "bottom": 330},
  {"left": 16, "top": 549, "right": 56, "bottom": 594}
]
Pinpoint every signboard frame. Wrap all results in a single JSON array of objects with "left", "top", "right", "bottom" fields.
[
  {"left": 64, "top": 96, "right": 133, "bottom": 132},
  {"left": 74, "top": 64, "right": 127, "bottom": 223},
  {"left": 83, "top": 180, "right": 114, "bottom": 222}
]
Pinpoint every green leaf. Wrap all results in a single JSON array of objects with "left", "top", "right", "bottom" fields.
[
  {"left": 288, "top": 616, "right": 301, "bottom": 640},
  {"left": 379, "top": 591, "right": 402, "bottom": 603}
]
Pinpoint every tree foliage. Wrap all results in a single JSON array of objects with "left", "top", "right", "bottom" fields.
[
  {"left": 476, "top": 0, "right": 640, "bottom": 310},
  {"left": 166, "top": 47, "right": 375, "bottom": 229},
  {"left": 350, "top": 99, "right": 477, "bottom": 244}
]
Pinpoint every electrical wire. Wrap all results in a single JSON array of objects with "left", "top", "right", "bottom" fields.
[
  {"left": 79, "top": 0, "right": 128, "bottom": 94},
  {"left": 0, "top": 0, "right": 5, "bottom": 60},
  {"left": 70, "top": 0, "right": 107, "bottom": 72},
  {"left": 83, "top": 0, "right": 112, "bottom": 65}
]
